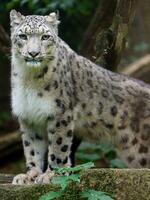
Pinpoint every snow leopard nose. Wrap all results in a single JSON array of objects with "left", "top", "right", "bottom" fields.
[{"left": 28, "top": 51, "right": 39, "bottom": 58}]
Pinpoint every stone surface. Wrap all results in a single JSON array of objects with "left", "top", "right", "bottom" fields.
[{"left": 0, "top": 169, "right": 150, "bottom": 200}]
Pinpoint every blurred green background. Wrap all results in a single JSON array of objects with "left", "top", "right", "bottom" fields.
[{"left": 0, "top": 0, "right": 99, "bottom": 50}]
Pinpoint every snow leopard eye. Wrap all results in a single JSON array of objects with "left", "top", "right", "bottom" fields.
[
  {"left": 18, "top": 34, "right": 28, "bottom": 40},
  {"left": 41, "top": 35, "right": 51, "bottom": 40}
]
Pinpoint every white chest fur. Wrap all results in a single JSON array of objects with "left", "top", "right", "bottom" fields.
[
  {"left": 12, "top": 86, "right": 55, "bottom": 123},
  {"left": 11, "top": 57, "right": 58, "bottom": 126},
  {"left": 11, "top": 80, "right": 57, "bottom": 125}
]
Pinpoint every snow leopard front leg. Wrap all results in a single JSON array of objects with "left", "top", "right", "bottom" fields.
[
  {"left": 12, "top": 120, "right": 47, "bottom": 185},
  {"left": 35, "top": 113, "right": 74, "bottom": 184}
]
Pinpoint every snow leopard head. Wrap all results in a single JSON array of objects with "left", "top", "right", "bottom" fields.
[{"left": 10, "top": 10, "right": 60, "bottom": 68}]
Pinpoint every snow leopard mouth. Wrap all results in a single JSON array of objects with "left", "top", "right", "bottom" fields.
[
  {"left": 25, "top": 57, "right": 43, "bottom": 62},
  {"left": 25, "top": 58, "right": 43, "bottom": 67}
]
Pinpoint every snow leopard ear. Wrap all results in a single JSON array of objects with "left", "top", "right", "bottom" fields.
[
  {"left": 45, "top": 12, "right": 60, "bottom": 25},
  {"left": 45, "top": 12, "right": 60, "bottom": 34},
  {"left": 10, "top": 10, "right": 25, "bottom": 29}
]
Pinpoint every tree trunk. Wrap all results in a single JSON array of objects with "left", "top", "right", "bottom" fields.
[
  {"left": 0, "top": 24, "right": 10, "bottom": 112},
  {"left": 80, "top": 0, "right": 137, "bottom": 71},
  {"left": 120, "top": 0, "right": 150, "bottom": 68},
  {"left": 0, "top": 25, "right": 10, "bottom": 55},
  {"left": 0, "top": 131, "right": 22, "bottom": 162}
]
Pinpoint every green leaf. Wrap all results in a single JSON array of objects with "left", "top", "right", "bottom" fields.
[
  {"left": 105, "top": 150, "right": 116, "bottom": 160},
  {"left": 134, "top": 42, "right": 150, "bottom": 52},
  {"left": 98, "top": 143, "right": 115, "bottom": 154},
  {"left": 53, "top": 162, "right": 94, "bottom": 174},
  {"left": 52, "top": 174, "right": 80, "bottom": 190},
  {"left": 110, "top": 158, "right": 127, "bottom": 168},
  {"left": 99, "top": 196, "right": 114, "bottom": 200},
  {"left": 78, "top": 142, "right": 115, "bottom": 154},
  {"left": 81, "top": 189, "right": 114, "bottom": 200},
  {"left": 6, "top": 0, "right": 19, "bottom": 10},
  {"left": 78, "top": 142, "right": 102, "bottom": 151},
  {"left": 76, "top": 152, "right": 100, "bottom": 161},
  {"left": 39, "top": 190, "right": 63, "bottom": 200},
  {"left": 20, "top": 0, "right": 28, "bottom": 6}
]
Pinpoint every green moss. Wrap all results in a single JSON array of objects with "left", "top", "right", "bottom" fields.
[
  {"left": 81, "top": 169, "right": 150, "bottom": 200},
  {"left": 0, "top": 184, "right": 59, "bottom": 200},
  {"left": 0, "top": 169, "right": 150, "bottom": 200}
]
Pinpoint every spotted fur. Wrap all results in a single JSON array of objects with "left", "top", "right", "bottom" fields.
[{"left": 10, "top": 10, "right": 150, "bottom": 184}]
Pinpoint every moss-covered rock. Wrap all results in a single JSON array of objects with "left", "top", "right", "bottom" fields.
[
  {"left": 0, "top": 169, "right": 150, "bottom": 200},
  {"left": 81, "top": 169, "right": 150, "bottom": 200}
]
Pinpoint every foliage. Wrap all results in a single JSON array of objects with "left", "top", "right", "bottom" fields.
[
  {"left": 53, "top": 161, "right": 94, "bottom": 174},
  {"left": 39, "top": 162, "right": 114, "bottom": 200},
  {"left": 76, "top": 142, "right": 127, "bottom": 168},
  {"left": 1, "top": 0, "right": 100, "bottom": 50},
  {"left": 81, "top": 189, "right": 114, "bottom": 200},
  {"left": 110, "top": 158, "right": 127, "bottom": 168},
  {"left": 39, "top": 191, "right": 63, "bottom": 200},
  {"left": 76, "top": 152, "right": 101, "bottom": 161},
  {"left": 133, "top": 42, "right": 150, "bottom": 53},
  {"left": 0, "top": 111, "right": 12, "bottom": 131},
  {"left": 52, "top": 174, "right": 80, "bottom": 190},
  {"left": 0, "top": 111, "right": 11, "bottom": 127}
]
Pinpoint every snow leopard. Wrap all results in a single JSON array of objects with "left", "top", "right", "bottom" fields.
[{"left": 10, "top": 10, "right": 150, "bottom": 184}]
